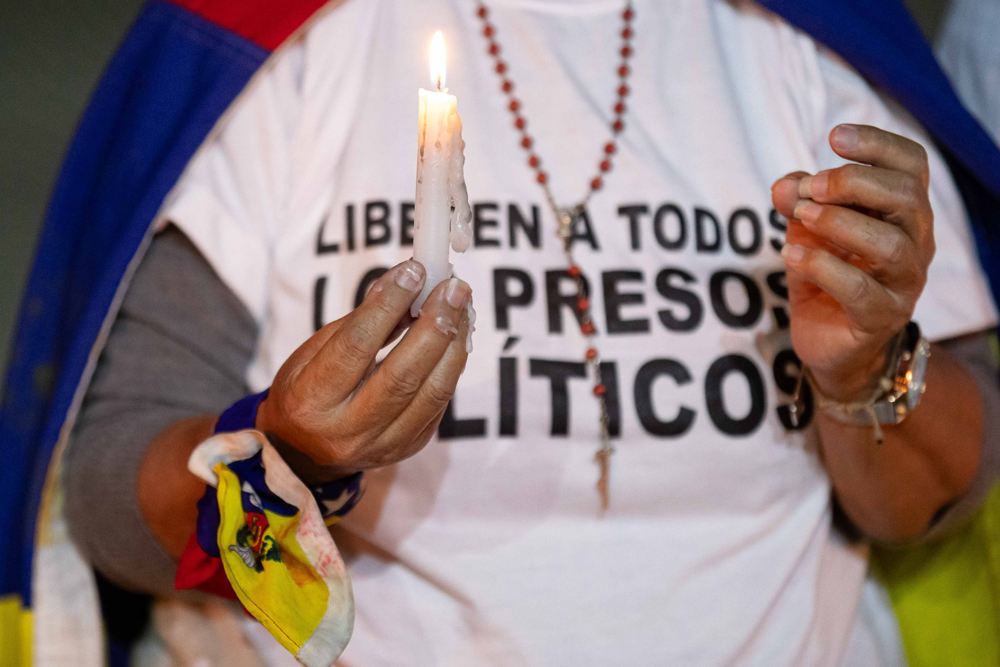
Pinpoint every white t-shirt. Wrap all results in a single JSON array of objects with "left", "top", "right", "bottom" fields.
[{"left": 160, "top": 0, "right": 997, "bottom": 664}]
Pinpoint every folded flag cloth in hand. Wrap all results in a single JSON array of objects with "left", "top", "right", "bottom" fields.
[{"left": 176, "top": 429, "right": 354, "bottom": 667}]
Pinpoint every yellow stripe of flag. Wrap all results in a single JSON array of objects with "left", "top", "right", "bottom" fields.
[{"left": 0, "top": 594, "right": 32, "bottom": 667}]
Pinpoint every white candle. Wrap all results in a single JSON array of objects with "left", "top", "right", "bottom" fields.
[{"left": 411, "top": 31, "right": 472, "bottom": 316}]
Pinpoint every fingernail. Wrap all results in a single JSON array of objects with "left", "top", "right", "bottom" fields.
[
  {"left": 444, "top": 277, "right": 471, "bottom": 309},
  {"left": 832, "top": 125, "right": 859, "bottom": 151},
  {"left": 781, "top": 244, "right": 806, "bottom": 263},
  {"left": 793, "top": 200, "right": 822, "bottom": 223},
  {"left": 798, "top": 172, "right": 829, "bottom": 199},
  {"left": 797, "top": 175, "right": 812, "bottom": 199},
  {"left": 395, "top": 261, "right": 424, "bottom": 291}
]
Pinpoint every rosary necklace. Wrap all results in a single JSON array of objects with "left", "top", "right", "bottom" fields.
[{"left": 474, "top": 1, "right": 635, "bottom": 510}]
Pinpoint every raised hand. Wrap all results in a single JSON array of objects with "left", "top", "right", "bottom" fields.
[{"left": 771, "top": 124, "right": 935, "bottom": 401}]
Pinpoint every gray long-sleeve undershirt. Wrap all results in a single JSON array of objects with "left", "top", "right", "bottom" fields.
[
  {"left": 62, "top": 226, "right": 1000, "bottom": 596},
  {"left": 63, "top": 226, "right": 258, "bottom": 595}
]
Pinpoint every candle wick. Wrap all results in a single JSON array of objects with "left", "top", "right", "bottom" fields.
[{"left": 437, "top": 75, "right": 442, "bottom": 92}]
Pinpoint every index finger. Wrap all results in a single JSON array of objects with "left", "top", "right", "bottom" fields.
[
  {"left": 299, "top": 260, "right": 426, "bottom": 404},
  {"left": 829, "top": 124, "right": 929, "bottom": 187}
]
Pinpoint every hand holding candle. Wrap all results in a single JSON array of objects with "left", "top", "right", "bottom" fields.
[{"left": 411, "top": 30, "right": 473, "bottom": 316}]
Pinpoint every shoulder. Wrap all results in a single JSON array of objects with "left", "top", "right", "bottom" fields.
[{"left": 709, "top": 1, "right": 829, "bottom": 106}]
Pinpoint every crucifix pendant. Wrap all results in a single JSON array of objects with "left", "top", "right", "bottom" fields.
[{"left": 595, "top": 448, "right": 611, "bottom": 511}]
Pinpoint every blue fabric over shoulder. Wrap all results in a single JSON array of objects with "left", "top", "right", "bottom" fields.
[
  {"left": 0, "top": 0, "right": 269, "bottom": 604},
  {"left": 757, "top": 0, "right": 1000, "bottom": 301}
]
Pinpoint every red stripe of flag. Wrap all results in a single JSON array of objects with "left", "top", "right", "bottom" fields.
[
  {"left": 176, "top": 532, "right": 239, "bottom": 601},
  {"left": 167, "top": 0, "right": 331, "bottom": 51}
]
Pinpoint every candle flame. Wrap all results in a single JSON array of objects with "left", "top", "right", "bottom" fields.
[{"left": 429, "top": 30, "right": 446, "bottom": 91}]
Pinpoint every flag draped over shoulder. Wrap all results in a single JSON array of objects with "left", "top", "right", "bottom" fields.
[{"left": 1, "top": 0, "right": 999, "bottom": 664}]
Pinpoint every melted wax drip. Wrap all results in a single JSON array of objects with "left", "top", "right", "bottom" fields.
[{"left": 448, "top": 112, "right": 473, "bottom": 253}]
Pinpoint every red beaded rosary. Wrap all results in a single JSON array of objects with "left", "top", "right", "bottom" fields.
[{"left": 475, "top": 1, "right": 635, "bottom": 509}]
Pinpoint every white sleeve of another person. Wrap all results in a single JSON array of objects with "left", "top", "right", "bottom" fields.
[{"left": 937, "top": 0, "right": 1000, "bottom": 145}]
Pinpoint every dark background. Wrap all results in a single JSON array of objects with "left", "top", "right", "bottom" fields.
[{"left": 0, "top": 0, "right": 953, "bottom": 372}]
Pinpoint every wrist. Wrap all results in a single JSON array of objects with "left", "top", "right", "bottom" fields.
[
  {"left": 802, "top": 322, "right": 930, "bottom": 443},
  {"left": 254, "top": 393, "right": 359, "bottom": 483},
  {"left": 808, "top": 348, "right": 888, "bottom": 403},
  {"left": 217, "top": 389, "right": 270, "bottom": 434},
  {"left": 253, "top": 392, "right": 277, "bottom": 435},
  {"left": 267, "top": 432, "right": 359, "bottom": 485},
  {"left": 216, "top": 388, "right": 366, "bottom": 515}
]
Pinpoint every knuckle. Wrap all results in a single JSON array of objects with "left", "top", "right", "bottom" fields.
[
  {"left": 870, "top": 133, "right": 890, "bottom": 160},
  {"left": 917, "top": 208, "right": 935, "bottom": 248},
  {"left": 339, "top": 434, "right": 366, "bottom": 462},
  {"left": 382, "top": 366, "right": 424, "bottom": 400},
  {"left": 847, "top": 273, "right": 872, "bottom": 304},
  {"left": 891, "top": 293, "right": 915, "bottom": 324},
  {"left": 810, "top": 209, "right": 837, "bottom": 239},
  {"left": 336, "top": 321, "right": 373, "bottom": 366},
  {"left": 880, "top": 231, "right": 909, "bottom": 267},
  {"left": 854, "top": 219, "right": 881, "bottom": 249},
  {"left": 796, "top": 247, "right": 816, "bottom": 273},
  {"left": 828, "top": 165, "right": 857, "bottom": 194},
  {"left": 424, "top": 379, "right": 456, "bottom": 407},
  {"left": 911, "top": 263, "right": 929, "bottom": 292},
  {"left": 899, "top": 173, "right": 924, "bottom": 202},
  {"left": 898, "top": 137, "right": 930, "bottom": 188},
  {"left": 368, "top": 432, "right": 406, "bottom": 466},
  {"left": 367, "top": 290, "right": 398, "bottom": 318},
  {"left": 819, "top": 205, "right": 845, "bottom": 231},
  {"left": 915, "top": 144, "right": 930, "bottom": 184},
  {"left": 284, "top": 397, "right": 319, "bottom": 434}
]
